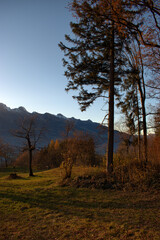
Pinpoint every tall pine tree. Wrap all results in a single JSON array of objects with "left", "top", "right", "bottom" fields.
[{"left": 59, "top": 0, "right": 132, "bottom": 173}]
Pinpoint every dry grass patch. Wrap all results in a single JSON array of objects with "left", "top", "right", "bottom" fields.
[{"left": 0, "top": 167, "right": 160, "bottom": 239}]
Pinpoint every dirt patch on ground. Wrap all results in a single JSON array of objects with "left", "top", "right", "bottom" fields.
[{"left": 7, "top": 173, "right": 23, "bottom": 180}]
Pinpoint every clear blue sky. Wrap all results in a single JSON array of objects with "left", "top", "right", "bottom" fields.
[{"left": 0, "top": 0, "right": 109, "bottom": 123}]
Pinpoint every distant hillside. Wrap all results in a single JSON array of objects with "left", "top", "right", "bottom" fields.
[{"left": 0, "top": 103, "right": 122, "bottom": 154}]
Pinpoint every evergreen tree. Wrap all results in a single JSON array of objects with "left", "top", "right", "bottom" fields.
[{"left": 59, "top": 0, "right": 131, "bottom": 173}]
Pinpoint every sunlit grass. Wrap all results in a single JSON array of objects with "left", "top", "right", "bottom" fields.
[{"left": 0, "top": 167, "right": 160, "bottom": 239}]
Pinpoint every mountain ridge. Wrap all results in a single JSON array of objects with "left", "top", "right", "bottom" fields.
[{"left": 0, "top": 103, "right": 121, "bottom": 153}]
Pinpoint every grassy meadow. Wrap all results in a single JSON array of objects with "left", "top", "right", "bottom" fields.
[{"left": 0, "top": 167, "right": 160, "bottom": 240}]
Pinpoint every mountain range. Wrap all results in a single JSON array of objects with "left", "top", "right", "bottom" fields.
[{"left": 0, "top": 103, "right": 122, "bottom": 154}]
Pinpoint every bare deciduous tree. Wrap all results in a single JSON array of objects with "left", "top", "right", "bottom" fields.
[{"left": 13, "top": 115, "right": 44, "bottom": 176}]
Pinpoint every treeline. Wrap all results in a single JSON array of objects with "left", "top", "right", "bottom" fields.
[
  {"left": 14, "top": 132, "right": 100, "bottom": 171},
  {"left": 0, "top": 127, "right": 159, "bottom": 187}
]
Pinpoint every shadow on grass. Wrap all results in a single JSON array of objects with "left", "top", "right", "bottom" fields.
[{"left": 0, "top": 186, "right": 159, "bottom": 220}]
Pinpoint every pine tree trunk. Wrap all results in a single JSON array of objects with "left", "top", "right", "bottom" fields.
[
  {"left": 137, "top": 112, "right": 141, "bottom": 161},
  {"left": 29, "top": 149, "right": 33, "bottom": 176},
  {"left": 106, "top": 22, "right": 114, "bottom": 174},
  {"left": 138, "top": 81, "right": 148, "bottom": 165},
  {"left": 141, "top": 99, "right": 148, "bottom": 165},
  {"left": 137, "top": 45, "right": 147, "bottom": 165},
  {"left": 136, "top": 87, "right": 141, "bottom": 161}
]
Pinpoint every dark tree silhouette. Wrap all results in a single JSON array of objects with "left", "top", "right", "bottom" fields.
[{"left": 13, "top": 115, "right": 44, "bottom": 176}]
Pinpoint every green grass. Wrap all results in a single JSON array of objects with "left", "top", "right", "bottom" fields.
[{"left": 0, "top": 167, "right": 160, "bottom": 240}]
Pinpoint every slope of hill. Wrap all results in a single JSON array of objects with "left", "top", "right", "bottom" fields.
[{"left": 0, "top": 103, "right": 121, "bottom": 153}]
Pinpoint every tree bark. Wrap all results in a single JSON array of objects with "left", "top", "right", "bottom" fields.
[
  {"left": 136, "top": 87, "right": 141, "bottom": 161},
  {"left": 141, "top": 97, "right": 148, "bottom": 165},
  {"left": 137, "top": 43, "right": 148, "bottom": 165},
  {"left": 29, "top": 149, "right": 33, "bottom": 176},
  {"left": 106, "top": 21, "right": 114, "bottom": 174},
  {"left": 138, "top": 81, "right": 148, "bottom": 165},
  {"left": 137, "top": 111, "right": 141, "bottom": 161}
]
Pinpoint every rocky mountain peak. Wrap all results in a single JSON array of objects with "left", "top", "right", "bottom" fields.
[{"left": 0, "top": 103, "right": 11, "bottom": 111}]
